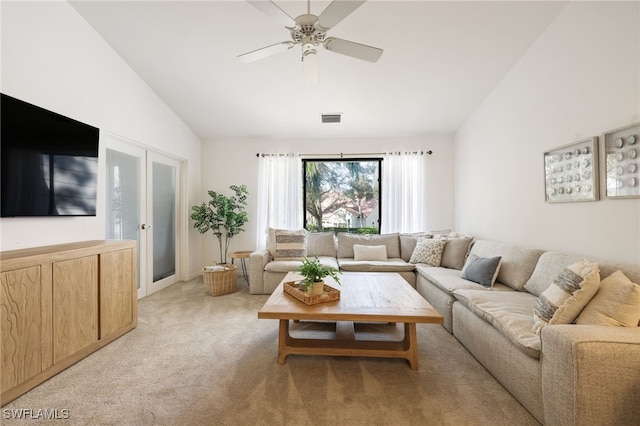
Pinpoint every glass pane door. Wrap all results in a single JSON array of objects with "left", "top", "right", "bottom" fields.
[
  {"left": 105, "top": 142, "right": 147, "bottom": 299},
  {"left": 147, "top": 152, "right": 180, "bottom": 294},
  {"left": 152, "top": 162, "right": 176, "bottom": 282}
]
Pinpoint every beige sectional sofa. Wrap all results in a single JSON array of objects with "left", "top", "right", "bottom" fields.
[
  {"left": 417, "top": 240, "right": 640, "bottom": 425},
  {"left": 250, "top": 231, "right": 640, "bottom": 425}
]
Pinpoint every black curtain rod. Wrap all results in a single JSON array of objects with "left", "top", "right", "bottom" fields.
[{"left": 256, "top": 150, "right": 433, "bottom": 157}]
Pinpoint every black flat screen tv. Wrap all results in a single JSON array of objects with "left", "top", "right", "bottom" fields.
[{"left": 1, "top": 93, "right": 99, "bottom": 217}]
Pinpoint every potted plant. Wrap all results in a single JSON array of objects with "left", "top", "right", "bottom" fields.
[
  {"left": 298, "top": 256, "right": 341, "bottom": 296},
  {"left": 191, "top": 184, "right": 248, "bottom": 264}
]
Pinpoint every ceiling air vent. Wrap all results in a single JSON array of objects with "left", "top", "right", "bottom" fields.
[{"left": 321, "top": 113, "right": 341, "bottom": 123}]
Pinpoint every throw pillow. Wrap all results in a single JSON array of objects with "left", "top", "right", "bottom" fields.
[
  {"left": 399, "top": 233, "right": 431, "bottom": 262},
  {"left": 353, "top": 244, "right": 388, "bottom": 261},
  {"left": 268, "top": 227, "right": 306, "bottom": 258},
  {"left": 440, "top": 238, "right": 474, "bottom": 270},
  {"left": 532, "top": 261, "right": 600, "bottom": 335},
  {"left": 409, "top": 237, "right": 446, "bottom": 266},
  {"left": 274, "top": 229, "right": 307, "bottom": 260},
  {"left": 576, "top": 270, "right": 640, "bottom": 327},
  {"left": 460, "top": 254, "right": 502, "bottom": 287}
]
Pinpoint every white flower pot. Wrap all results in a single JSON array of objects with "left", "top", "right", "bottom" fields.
[{"left": 310, "top": 281, "right": 324, "bottom": 296}]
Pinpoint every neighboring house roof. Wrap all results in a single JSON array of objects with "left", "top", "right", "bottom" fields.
[{"left": 320, "top": 191, "right": 378, "bottom": 219}]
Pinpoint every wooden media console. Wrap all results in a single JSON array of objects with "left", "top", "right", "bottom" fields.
[{"left": 1, "top": 240, "right": 137, "bottom": 405}]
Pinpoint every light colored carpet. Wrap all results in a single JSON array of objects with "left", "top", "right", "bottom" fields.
[{"left": 2, "top": 277, "right": 539, "bottom": 425}]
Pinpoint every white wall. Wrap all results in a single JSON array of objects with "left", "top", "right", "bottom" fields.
[
  {"left": 199, "top": 136, "right": 455, "bottom": 264},
  {"left": 0, "top": 1, "right": 203, "bottom": 278},
  {"left": 455, "top": 1, "right": 640, "bottom": 264}
]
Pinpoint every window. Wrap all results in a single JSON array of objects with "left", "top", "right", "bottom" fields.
[{"left": 303, "top": 159, "right": 382, "bottom": 234}]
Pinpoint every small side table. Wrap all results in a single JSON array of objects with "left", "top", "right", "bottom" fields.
[{"left": 229, "top": 250, "right": 252, "bottom": 284}]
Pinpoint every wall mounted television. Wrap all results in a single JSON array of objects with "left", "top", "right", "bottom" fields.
[{"left": 1, "top": 93, "right": 100, "bottom": 217}]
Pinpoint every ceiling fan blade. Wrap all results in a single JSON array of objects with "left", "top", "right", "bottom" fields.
[
  {"left": 247, "top": 0, "right": 297, "bottom": 28},
  {"left": 317, "top": 0, "right": 366, "bottom": 31},
  {"left": 303, "top": 48, "right": 319, "bottom": 85},
  {"left": 238, "top": 41, "right": 294, "bottom": 63},
  {"left": 323, "top": 37, "right": 383, "bottom": 62}
]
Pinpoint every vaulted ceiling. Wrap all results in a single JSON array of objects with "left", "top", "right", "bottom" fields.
[{"left": 71, "top": 1, "right": 567, "bottom": 140}]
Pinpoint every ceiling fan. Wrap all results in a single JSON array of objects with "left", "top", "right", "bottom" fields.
[{"left": 239, "top": 0, "right": 383, "bottom": 84}]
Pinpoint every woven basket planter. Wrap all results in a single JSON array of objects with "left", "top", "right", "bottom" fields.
[{"left": 203, "top": 263, "right": 237, "bottom": 296}]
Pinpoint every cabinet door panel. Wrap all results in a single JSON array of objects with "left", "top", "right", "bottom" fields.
[
  {"left": 100, "top": 249, "right": 134, "bottom": 337},
  {"left": 1, "top": 266, "right": 43, "bottom": 394},
  {"left": 53, "top": 257, "right": 98, "bottom": 363}
]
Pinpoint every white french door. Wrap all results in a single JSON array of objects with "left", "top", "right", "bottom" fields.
[
  {"left": 105, "top": 135, "right": 181, "bottom": 299},
  {"left": 146, "top": 152, "right": 180, "bottom": 295}
]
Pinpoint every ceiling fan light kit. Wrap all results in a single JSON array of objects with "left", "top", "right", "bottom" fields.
[
  {"left": 240, "top": 0, "right": 383, "bottom": 84},
  {"left": 302, "top": 46, "right": 319, "bottom": 85}
]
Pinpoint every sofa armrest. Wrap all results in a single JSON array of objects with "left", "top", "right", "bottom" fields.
[
  {"left": 541, "top": 325, "right": 640, "bottom": 426},
  {"left": 249, "top": 249, "right": 271, "bottom": 294}
]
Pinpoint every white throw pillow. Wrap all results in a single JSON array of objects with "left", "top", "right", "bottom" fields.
[
  {"left": 353, "top": 244, "right": 388, "bottom": 261},
  {"left": 576, "top": 270, "right": 640, "bottom": 327},
  {"left": 409, "top": 237, "right": 446, "bottom": 266},
  {"left": 532, "top": 260, "right": 600, "bottom": 335}
]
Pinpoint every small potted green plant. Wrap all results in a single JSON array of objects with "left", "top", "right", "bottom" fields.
[{"left": 298, "top": 256, "right": 341, "bottom": 296}]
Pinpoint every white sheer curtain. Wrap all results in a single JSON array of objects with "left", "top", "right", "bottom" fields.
[
  {"left": 381, "top": 152, "right": 426, "bottom": 233},
  {"left": 256, "top": 153, "right": 303, "bottom": 249}
]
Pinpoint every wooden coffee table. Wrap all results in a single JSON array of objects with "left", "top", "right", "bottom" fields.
[{"left": 258, "top": 272, "right": 443, "bottom": 369}]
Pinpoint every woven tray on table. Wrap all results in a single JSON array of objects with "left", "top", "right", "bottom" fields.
[
  {"left": 203, "top": 263, "right": 237, "bottom": 296},
  {"left": 283, "top": 281, "right": 340, "bottom": 305}
]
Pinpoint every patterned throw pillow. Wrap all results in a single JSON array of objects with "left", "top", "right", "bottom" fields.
[
  {"left": 409, "top": 237, "right": 446, "bottom": 266},
  {"left": 576, "top": 270, "right": 640, "bottom": 327},
  {"left": 460, "top": 254, "right": 502, "bottom": 287},
  {"left": 532, "top": 260, "right": 600, "bottom": 335},
  {"left": 274, "top": 230, "right": 307, "bottom": 260}
]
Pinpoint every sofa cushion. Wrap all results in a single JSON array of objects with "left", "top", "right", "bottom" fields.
[
  {"left": 338, "top": 258, "right": 416, "bottom": 273},
  {"left": 525, "top": 252, "right": 584, "bottom": 296},
  {"left": 469, "top": 240, "right": 544, "bottom": 291},
  {"left": 454, "top": 289, "right": 541, "bottom": 359},
  {"left": 525, "top": 251, "right": 640, "bottom": 297},
  {"left": 532, "top": 261, "right": 600, "bottom": 334},
  {"left": 461, "top": 254, "right": 502, "bottom": 287},
  {"left": 264, "top": 256, "right": 339, "bottom": 273},
  {"left": 440, "top": 238, "right": 473, "bottom": 270},
  {"left": 399, "top": 233, "right": 432, "bottom": 261},
  {"left": 576, "top": 270, "right": 640, "bottom": 327},
  {"left": 353, "top": 244, "right": 387, "bottom": 261},
  {"left": 306, "top": 232, "right": 336, "bottom": 257},
  {"left": 409, "top": 238, "right": 446, "bottom": 266},
  {"left": 274, "top": 229, "right": 307, "bottom": 260},
  {"left": 336, "top": 233, "right": 400, "bottom": 259},
  {"left": 415, "top": 265, "right": 512, "bottom": 295}
]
